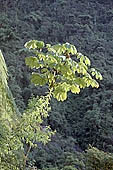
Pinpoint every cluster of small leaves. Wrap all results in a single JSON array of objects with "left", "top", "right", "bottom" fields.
[
  {"left": 25, "top": 40, "right": 102, "bottom": 101},
  {"left": 0, "top": 92, "right": 54, "bottom": 169},
  {"left": 85, "top": 146, "right": 113, "bottom": 170},
  {"left": 16, "top": 95, "right": 54, "bottom": 147},
  {"left": 0, "top": 120, "right": 24, "bottom": 170}
]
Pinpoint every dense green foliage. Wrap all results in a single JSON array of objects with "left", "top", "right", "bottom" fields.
[
  {"left": 1, "top": 0, "right": 113, "bottom": 169},
  {"left": 85, "top": 146, "right": 113, "bottom": 170},
  {"left": 0, "top": 51, "right": 54, "bottom": 169}
]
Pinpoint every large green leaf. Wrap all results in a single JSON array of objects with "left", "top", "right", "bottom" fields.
[
  {"left": 53, "top": 82, "right": 69, "bottom": 101},
  {"left": 25, "top": 56, "right": 40, "bottom": 69},
  {"left": 31, "top": 73, "right": 48, "bottom": 86},
  {"left": 70, "top": 85, "right": 80, "bottom": 94},
  {"left": 25, "top": 40, "right": 44, "bottom": 49},
  {"left": 36, "top": 41, "right": 45, "bottom": 49},
  {"left": 85, "top": 56, "right": 91, "bottom": 66}
]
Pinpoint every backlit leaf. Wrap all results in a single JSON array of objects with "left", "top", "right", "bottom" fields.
[
  {"left": 71, "top": 85, "right": 80, "bottom": 94},
  {"left": 85, "top": 56, "right": 91, "bottom": 66},
  {"left": 25, "top": 56, "right": 40, "bottom": 69},
  {"left": 31, "top": 73, "right": 47, "bottom": 86}
]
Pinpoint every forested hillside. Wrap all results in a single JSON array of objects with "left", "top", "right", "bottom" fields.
[{"left": 1, "top": 0, "right": 113, "bottom": 169}]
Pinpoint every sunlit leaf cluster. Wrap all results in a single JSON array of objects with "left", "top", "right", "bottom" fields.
[
  {"left": 25, "top": 40, "right": 102, "bottom": 101},
  {"left": 16, "top": 95, "right": 54, "bottom": 147}
]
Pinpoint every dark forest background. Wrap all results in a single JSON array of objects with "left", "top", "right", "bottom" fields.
[{"left": 1, "top": 0, "right": 113, "bottom": 169}]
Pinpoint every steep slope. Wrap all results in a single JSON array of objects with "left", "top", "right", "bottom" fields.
[{"left": 1, "top": 0, "right": 113, "bottom": 168}]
